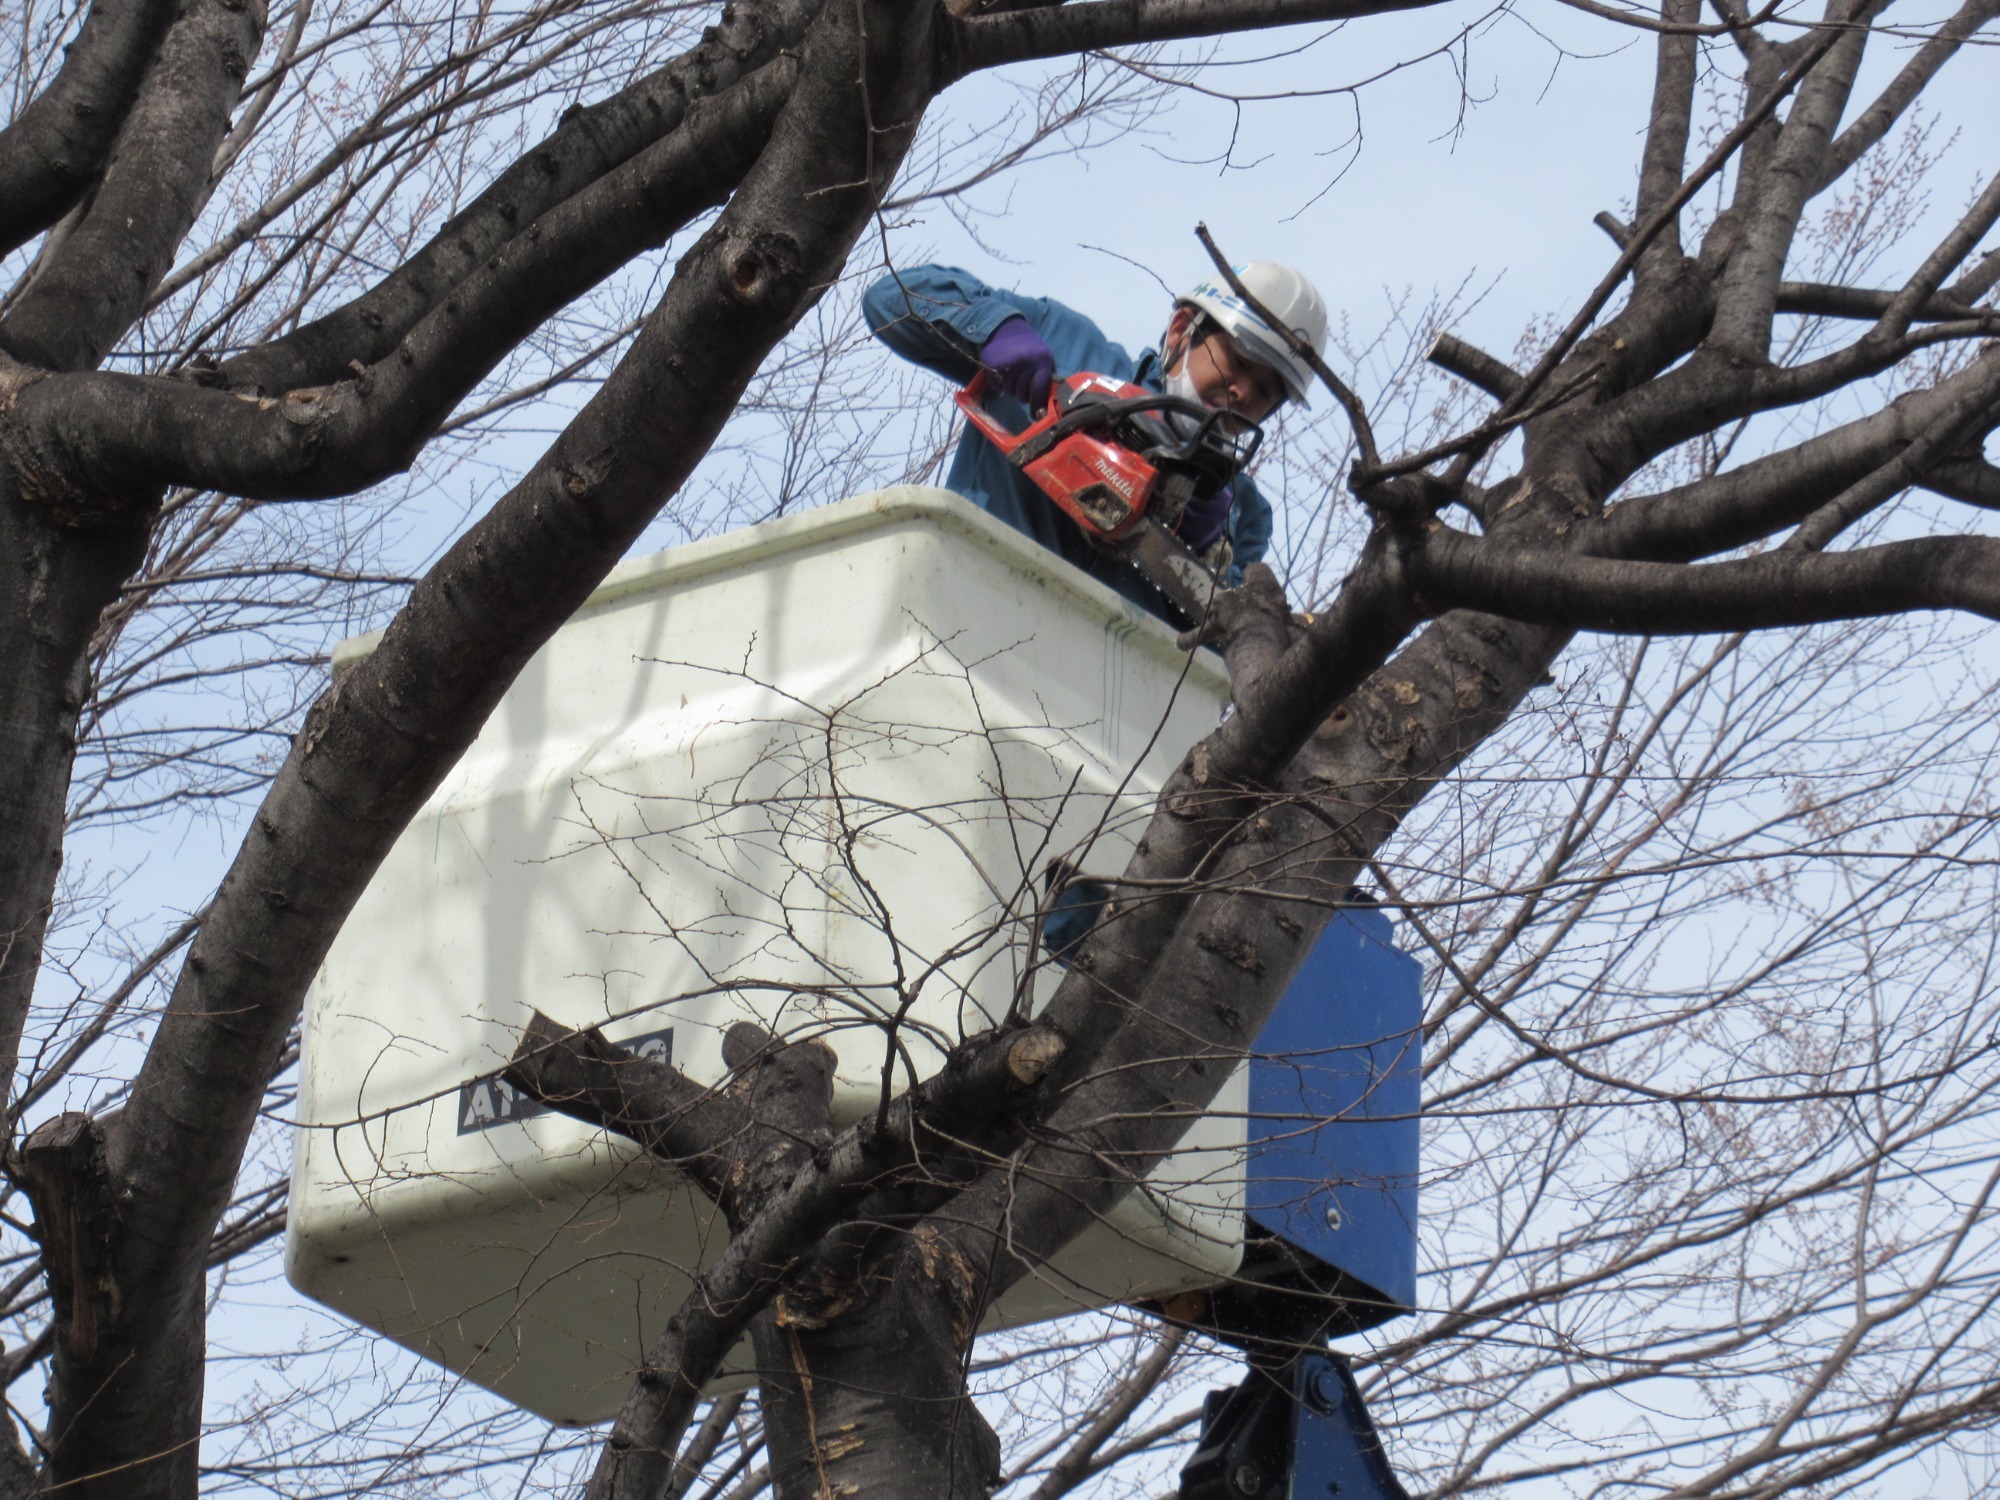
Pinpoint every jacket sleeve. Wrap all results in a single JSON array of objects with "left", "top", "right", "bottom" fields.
[
  {"left": 1224, "top": 474, "right": 1275, "bottom": 585},
  {"left": 862, "top": 265, "right": 1050, "bottom": 384}
]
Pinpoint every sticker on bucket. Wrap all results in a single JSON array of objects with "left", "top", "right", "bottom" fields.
[{"left": 456, "top": 1028, "right": 673, "bottom": 1134}]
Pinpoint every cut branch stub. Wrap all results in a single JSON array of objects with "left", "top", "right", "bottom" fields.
[
  {"left": 1004, "top": 1027, "right": 1066, "bottom": 1088},
  {"left": 19, "top": 1113, "right": 120, "bottom": 1365},
  {"left": 884, "top": 1023, "right": 1068, "bottom": 1150},
  {"left": 720, "top": 1022, "right": 838, "bottom": 1216},
  {"left": 505, "top": 1012, "right": 747, "bottom": 1204},
  {"left": 1427, "top": 333, "right": 1525, "bottom": 402},
  {"left": 1177, "top": 560, "right": 1304, "bottom": 688}
]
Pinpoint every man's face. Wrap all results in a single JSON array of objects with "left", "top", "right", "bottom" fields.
[{"left": 1166, "top": 307, "right": 1287, "bottom": 423}]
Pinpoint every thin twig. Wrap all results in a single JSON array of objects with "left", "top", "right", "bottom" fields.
[{"left": 1193, "top": 221, "right": 1380, "bottom": 475}]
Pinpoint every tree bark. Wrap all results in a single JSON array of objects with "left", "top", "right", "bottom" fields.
[
  {"left": 20, "top": 1113, "right": 206, "bottom": 1500},
  {"left": 0, "top": 0, "right": 180, "bottom": 255},
  {"left": 20, "top": 0, "right": 943, "bottom": 1481},
  {"left": 750, "top": 1255, "right": 1001, "bottom": 1500},
  {"left": 0, "top": 496, "right": 150, "bottom": 1106},
  {"left": 4, "top": 0, "right": 1999, "bottom": 1491},
  {"left": 218, "top": 0, "right": 822, "bottom": 394},
  {"left": 0, "top": 0, "right": 266, "bottom": 374}
]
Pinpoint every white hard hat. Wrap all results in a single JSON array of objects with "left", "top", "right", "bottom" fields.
[{"left": 1180, "top": 261, "right": 1328, "bottom": 406}]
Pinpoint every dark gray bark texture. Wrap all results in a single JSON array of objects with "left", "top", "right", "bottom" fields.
[
  {"left": 0, "top": 498, "right": 148, "bottom": 1098},
  {"left": 0, "top": 0, "right": 181, "bottom": 255},
  {"left": 2, "top": 0, "right": 1999, "bottom": 1492}
]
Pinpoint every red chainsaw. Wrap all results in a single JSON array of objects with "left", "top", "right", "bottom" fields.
[{"left": 953, "top": 370, "right": 1263, "bottom": 624}]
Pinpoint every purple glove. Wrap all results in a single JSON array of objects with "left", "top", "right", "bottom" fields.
[
  {"left": 980, "top": 316, "right": 1055, "bottom": 409},
  {"left": 1176, "top": 482, "right": 1234, "bottom": 552}
]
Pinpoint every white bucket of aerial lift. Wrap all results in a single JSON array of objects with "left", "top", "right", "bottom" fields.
[{"left": 286, "top": 486, "right": 1245, "bottom": 1426}]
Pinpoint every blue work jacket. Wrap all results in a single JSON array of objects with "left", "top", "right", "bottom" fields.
[{"left": 862, "top": 265, "right": 1274, "bottom": 623}]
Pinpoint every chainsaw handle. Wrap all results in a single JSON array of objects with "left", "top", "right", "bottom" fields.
[{"left": 953, "top": 370, "right": 1059, "bottom": 458}]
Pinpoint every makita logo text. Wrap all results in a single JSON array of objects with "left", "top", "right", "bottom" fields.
[{"left": 1091, "top": 459, "right": 1137, "bottom": 500}]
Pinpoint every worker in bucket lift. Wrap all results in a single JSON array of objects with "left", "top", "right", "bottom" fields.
[
  {"left": 865, "top": 260, "right": 1330, "bottom": 964},
  {"left": 861, "top": 259, "right": 1330, "bottom": 626}
]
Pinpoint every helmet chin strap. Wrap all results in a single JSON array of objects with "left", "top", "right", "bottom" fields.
[
  {"left": 1160, "top": 313, "right": 1209, "bottom": 431},
  {"left": 1161, "top": 308, "right": 1209, "bottom": 377}
]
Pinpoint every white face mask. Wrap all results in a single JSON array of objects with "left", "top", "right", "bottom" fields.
[{"left": 1163, "top": 346, "right": 1260, "bottom": 457}]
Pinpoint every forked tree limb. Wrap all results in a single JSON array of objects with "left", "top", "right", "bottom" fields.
[
  {"left": 939, "top": 589, "right": 1572, "bottom": 1312},
  {"left": 753, "top": 496, "right": 1563, "bottom": 1355},
  {"left": 0, "top": 0, "right": 180, "bottom": 256},
  {"left": 1811, "top": 0, "right": 2000, "bottom": 194},
  {"left": 504, "top": 1013, "right": 751, "bottom": 1204},
  {"left": 1702, "top": 0, "right": 1876, "bottom": 359},
  {"left": 1872, "top": 167, "right": 2000, "bottom": 343},
  {"left": 894, "top": 0, "right": 1978, "bottom": 1338},
  {"left": 0, "top": 0, "right": 266, "bottom": 374},
  {"left": 1381, "top": 21, "right": 1849, "bottom": 485},
  {"left": 1018, "top": 535, "right": 1420, "bottom": 1108},
  {"left": 218, "top": 0, "right": 822, "bottom": 395},
  {"left": 33, "top": 0, "right": 938, "bottom": 1475},
  {"left": 1725, "top": 321, "right": 2000, "bottom": 438},
  {"left": 363, "top": 540, "right": 1416, "bottom": 1493},
  {"left": 559, "top": 1015, "right": 1067, "bottom": 1500},
  {"left": 1600, "top": 346, "right": 2000, "bottom": 560},
  {"left": 512, "top": 1010, "right": 1069, "bottom": 1201},
  {"left": 2, "top": 60, "right": 794, "bottom": 514}
]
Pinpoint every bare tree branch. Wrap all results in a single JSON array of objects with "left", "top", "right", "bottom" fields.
[
  {"left": 0, "top": 0, "right": 179, "bottom": 255},
  {"left": 947, "top": 0, "right": 1446, "bottom": 75},
  {"left": 0, "top": 0, "right": 265, "bottom": 373}
]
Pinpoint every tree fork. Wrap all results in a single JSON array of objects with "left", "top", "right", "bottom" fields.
[
  {"left": 2, "top": 58, "right": 797, "bottom": 512},
  {"left": 217, "top": 0, "right": 824, "bottom": 394},
  {"left": 740, "top": 554, "right": 1572, "bottom": 1498},
  {"left": 513, "top": 1013, "right": 1069, "bottom": 1500}
]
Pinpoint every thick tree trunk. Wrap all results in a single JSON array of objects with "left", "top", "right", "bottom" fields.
[
  {"left": 0, "top": 493, "right": 148, "bottom": 1102},
  {"left": 750, "top": 1260, "right": 1000, "bottom": 1500},
  {"left": 20, "top": 1112, "right": 205, "bottom": 1500}
]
